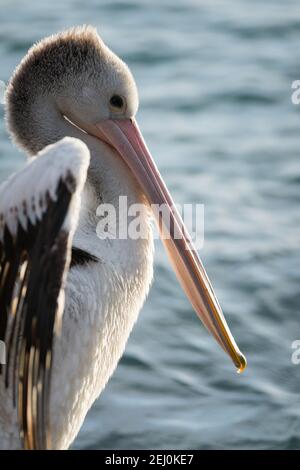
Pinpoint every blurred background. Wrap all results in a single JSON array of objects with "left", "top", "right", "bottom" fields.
[{"left": 0, "top": 0, "right": 300, "bottom": 449}]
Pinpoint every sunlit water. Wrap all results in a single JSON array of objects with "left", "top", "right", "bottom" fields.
[{"left": 0, "top": 0, "right": 300, "bottom": 449}]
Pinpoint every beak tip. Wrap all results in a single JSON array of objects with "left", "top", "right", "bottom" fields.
[{"left": 236, "top": 351, "right": 247, "bottom": 374}]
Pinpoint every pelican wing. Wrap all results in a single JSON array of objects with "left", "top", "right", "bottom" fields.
[{"left": 0, "top": 138, "right": 89, "bottom": 449}]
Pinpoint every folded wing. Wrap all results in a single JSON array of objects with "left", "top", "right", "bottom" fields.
[{"left": 0, "top": 137, "right": 89, "bottom": 449}]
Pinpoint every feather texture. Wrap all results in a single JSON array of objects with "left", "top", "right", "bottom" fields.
[{"left": 0, "top": 137, "right": 90, "bottom": 449}]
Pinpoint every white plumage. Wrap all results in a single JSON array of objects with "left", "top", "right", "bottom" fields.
[{"left": 0, "top": 136, "right": 154, "bottom": 449}]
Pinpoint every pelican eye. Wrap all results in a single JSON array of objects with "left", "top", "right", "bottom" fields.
[{"left": 109, "top": 95, "right": 124, "bottom": 110}]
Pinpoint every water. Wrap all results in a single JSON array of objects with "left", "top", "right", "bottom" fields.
[{"left": 1, "top": 0, "right": 300, "bottom": 450}]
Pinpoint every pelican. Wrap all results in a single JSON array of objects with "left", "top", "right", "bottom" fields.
[{"left": 0, "top": 26, "right": 246, "bottom": 450}]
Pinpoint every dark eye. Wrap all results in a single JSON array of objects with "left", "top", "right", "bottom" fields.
[{"left": 110, "top": 95, "right": 124, "bottom": 109}]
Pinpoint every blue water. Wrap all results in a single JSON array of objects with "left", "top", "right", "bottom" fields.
[{"left": 1, "top": 0, "right": 300, "bottom": 449}]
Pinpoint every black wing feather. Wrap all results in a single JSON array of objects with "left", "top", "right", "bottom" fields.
[{"left": 0, "top": 176, "right": 75, "bottom": 449}]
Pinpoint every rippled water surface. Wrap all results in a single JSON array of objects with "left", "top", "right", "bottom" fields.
[{"left": 1, "top": 0, "right": 300, "bottom": 449}]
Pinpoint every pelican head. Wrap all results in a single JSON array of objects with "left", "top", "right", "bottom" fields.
[
  {"left": 6, "top": 26, "right": 138, "bottom": 154},
  {"left": 5, "top": 25, "right": 246, "bottom": 372}
]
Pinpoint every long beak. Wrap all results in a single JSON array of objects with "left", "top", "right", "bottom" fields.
[{"left": 91, "top": 118, "right": 246, "bottom": 373}]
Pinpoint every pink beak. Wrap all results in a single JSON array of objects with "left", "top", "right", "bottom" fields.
[{"left": 91, "top": 118, "right": 246, "bottom": 372}]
